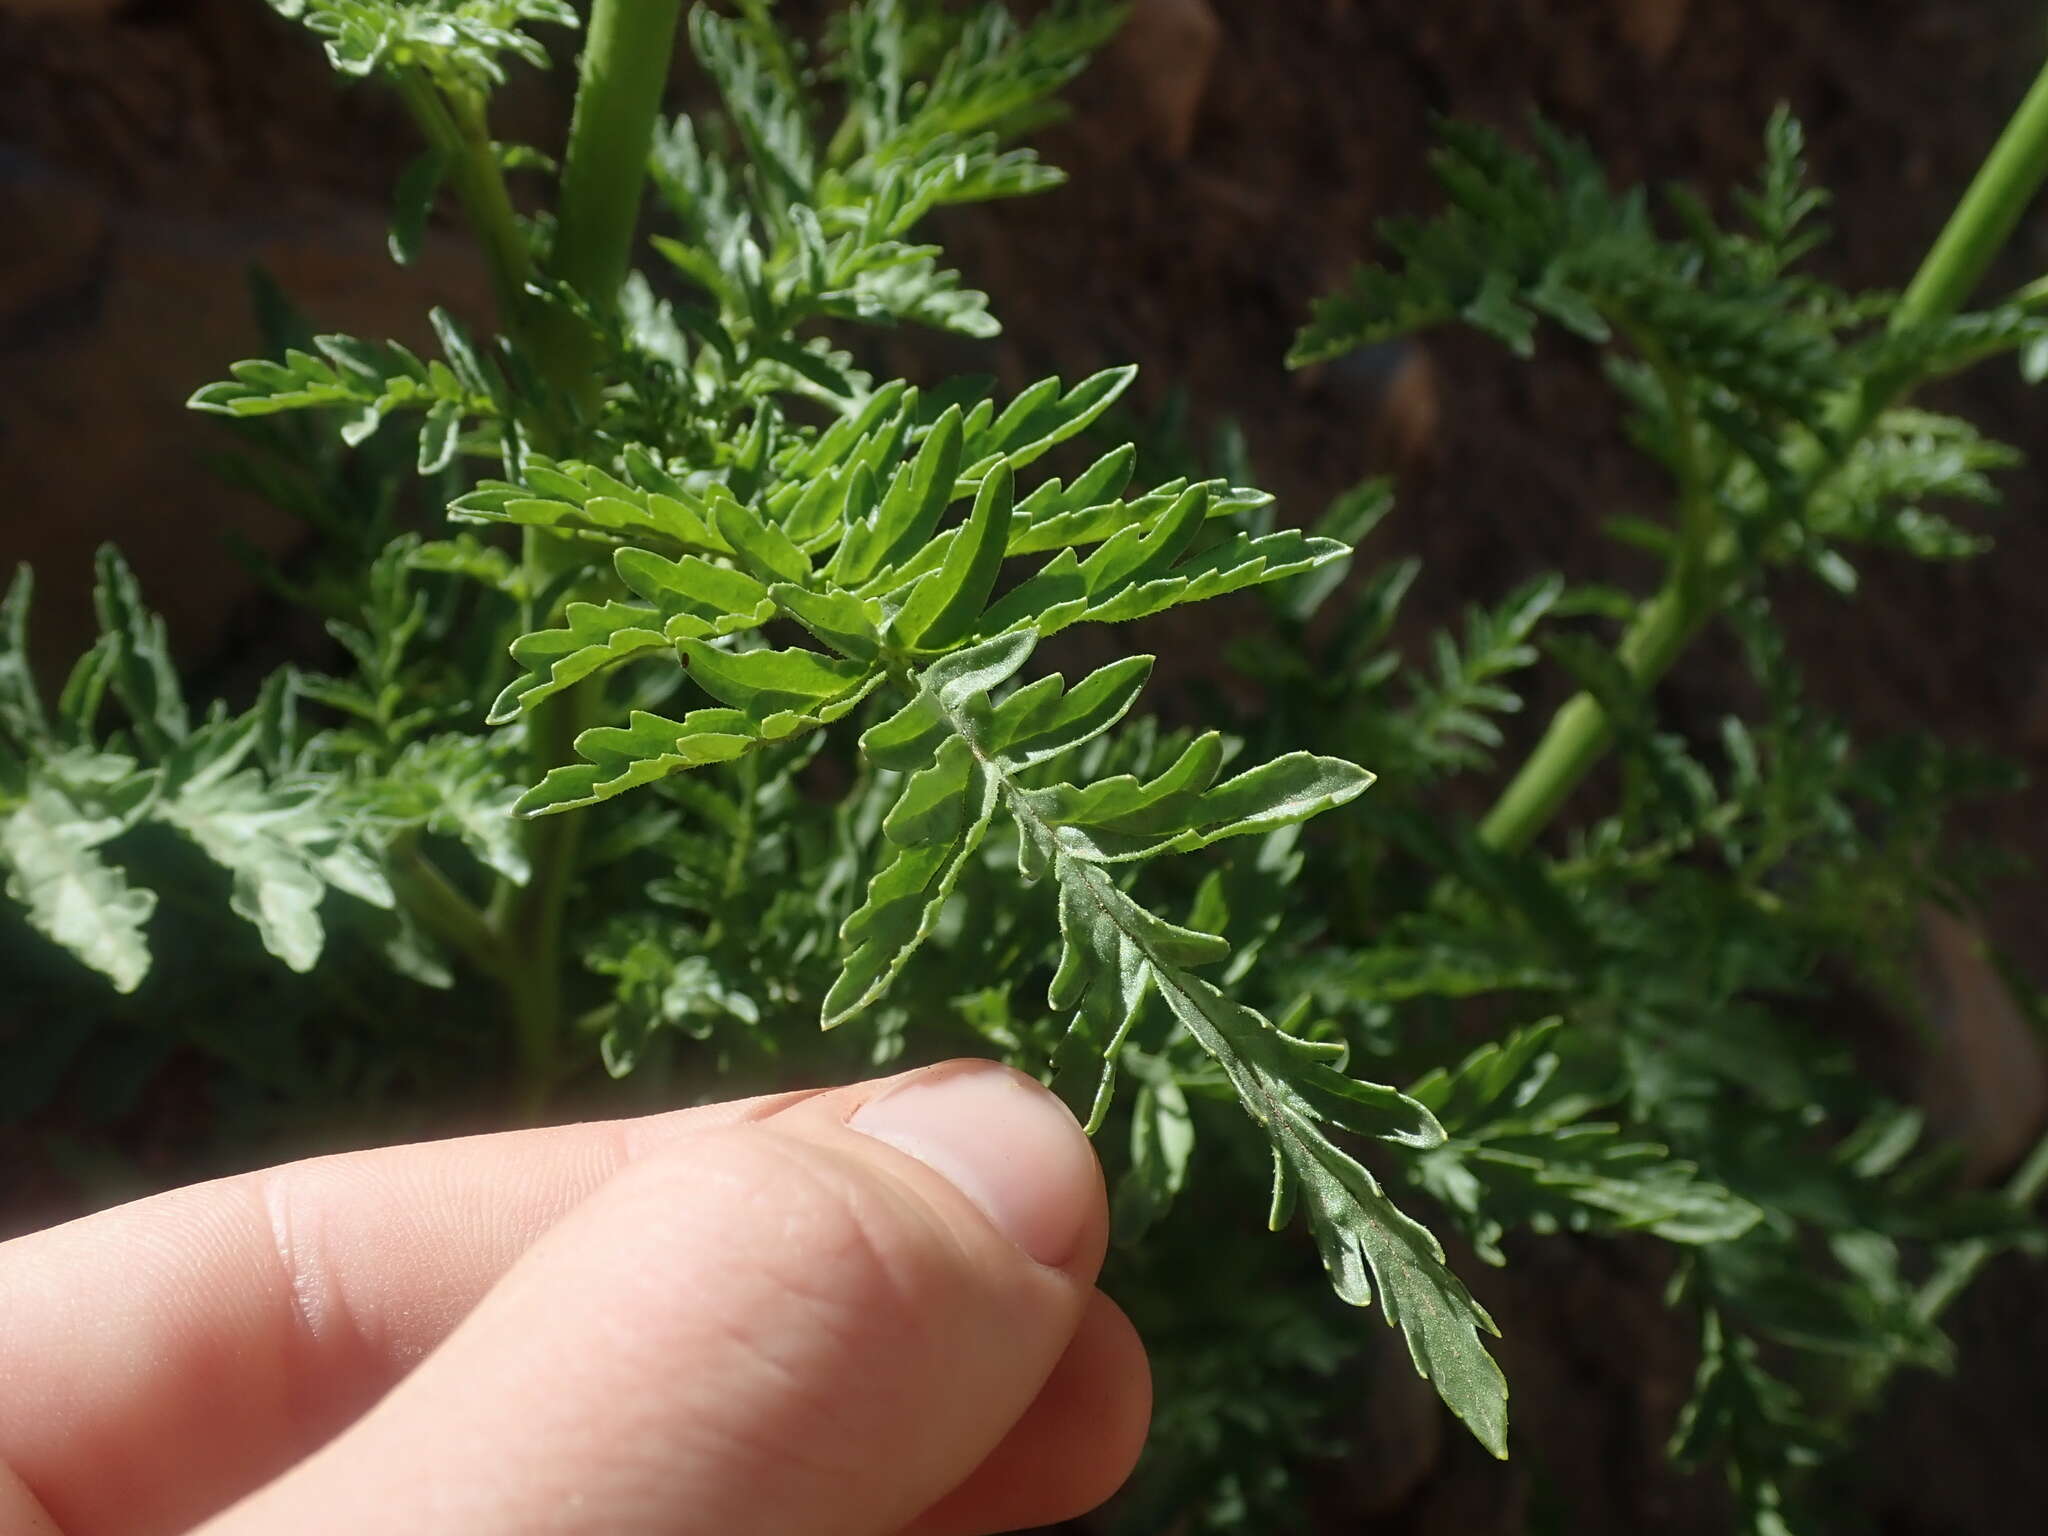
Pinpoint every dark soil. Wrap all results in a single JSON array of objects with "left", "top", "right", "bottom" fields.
[{"left": 5, "top": 2, "right": 2047, "bottom": 1533}]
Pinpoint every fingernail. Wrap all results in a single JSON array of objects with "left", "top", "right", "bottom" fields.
[{"left": 849, "top": 1063, "right": 1094, "bottom": 1267}]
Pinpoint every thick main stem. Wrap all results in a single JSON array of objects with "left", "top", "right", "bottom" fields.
[
  {"left": 526, "top": 0, "right": 686, "bottom": 419},
  {"left": 1475, "top": 53, "right": 2048, "bottom": 854}
]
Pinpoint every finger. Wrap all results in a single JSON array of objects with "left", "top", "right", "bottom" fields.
[
  {"left": 904, "top": 1288, "right": 1152, "bottom": 1536},
  {"left": 0, "top": 1085, "right": 821, "bottom": 1536},
  {"left": 195, "top": 1062, "right": 1131, "bottom": 1536},
  {"left": 0, "top": 1460, "right": 61, "bottom": 1536},
  {"left": 0, "top": 1064, "right": 1151, "bottom": 1536}
]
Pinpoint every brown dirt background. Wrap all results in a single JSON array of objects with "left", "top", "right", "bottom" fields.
[{"left": 5, "top": 1, "right": 2048, "bottom": 1532}]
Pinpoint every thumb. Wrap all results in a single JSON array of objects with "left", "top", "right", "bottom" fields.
[{"left": 194, "top": 1062, "right": 1143, "bottom": 1536}]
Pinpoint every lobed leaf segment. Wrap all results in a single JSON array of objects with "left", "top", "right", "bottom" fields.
[
  {"left": 0, "top": 556, "right": 394, "bottom": 987},
  {"left": 1293, "top": 110, "right": 2040, "bottom": 599},
  {"left": 261, "top": 1, "right": 579, "bottom": 92}
]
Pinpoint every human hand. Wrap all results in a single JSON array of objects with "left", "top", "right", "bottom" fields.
[{"left": 0, "top": 1061, "right": 1150, "bottom": 1535}]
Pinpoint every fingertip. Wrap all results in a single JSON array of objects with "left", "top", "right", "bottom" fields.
[
  {"left": 842, "top": 1061, "right": 1105, "bottom": 1271},
  {"left": 906, "top": 1289, "right": 1153, "bottom": 1536}
]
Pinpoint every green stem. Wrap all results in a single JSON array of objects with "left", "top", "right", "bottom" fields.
[
  {"left": 1475, "top": 577, "right": 1716, "bottom": 853},
  {"left": 527, "top": 0, "right": 687, "bottom": 417},
  {"left": 1645, "top": 343, "right": 1714, "bottom": 607},
  {"left": 823, "top": 112, "right": 867, "bottom": 172},
  {"left": 389, "top": 16, "right": 683, "bottom": 1116},
  {"left": 395, "top": 73, "right": 535, "bottom": 347},
  {"left": 1914, "top": 1123, "right": 2048, "bottom": 1326},
  {"left": 1475, "top": 324, "right": 1721, "bottom": 854},
  {"left": 720, "top": 752, "right": 760, "bottom": 902},
  {"left": 496, "top": 0, "right": 683, "bottom": 1118},
  {"left": 387, "top": 835, "right": 508, "bottom": 979},
  {"left": 1817, "top": 1121, "right": 2048, "bottom": 1428},
  {"left": 1890, "top": 57, "right": 2048, "bottom": 335},
  {"left": 2005, "top": 271, "right": 2048, "bottom": 311},
  {"left": 504, "top": 956, "right": 565, "bottom": 1123},
  {"left": 1475, "top": 55, "right": 2048, "bottom": 854}
]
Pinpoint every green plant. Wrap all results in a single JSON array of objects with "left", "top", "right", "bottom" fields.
[
  {"left": 1251, "top": 95, "right": 2048, "bottom": 1530},
  {"left": 4, "top": 4, "right": 2047, "bottom": 1531}
]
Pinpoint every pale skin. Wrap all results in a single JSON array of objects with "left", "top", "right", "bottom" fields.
[{"left": 0, "top": 1060, "right": 1152, "bottom": 1536}]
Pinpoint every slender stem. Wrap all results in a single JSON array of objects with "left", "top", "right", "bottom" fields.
[
  {"left": 393, "top": 67, "right": 561, "bottom": 1111},
  {"left": 387, "top": 15, "right": 683, "bottom": 1115},
  {"left": 504, "top": 959, "right": 565, "bottom": 1123},
  {"left": 2005, "top": 271, "right": 2048, "bottom": 311},
  {"left": 386, "top": 835, "right": 508, "bottom": 978},
  {"left": 395, "top": 73, "right": 535, "bottom": 344},
  {"left": 823, "top": 112, "right": 867, "bottom": 172},
  {"left": 494, "top": 0, "right": 683, "bottom": 1118},
  {"left": 1914, "top": 1123, "right": 2048, "bottom": 1326},
  {"left": 499, "top": 800, "right": 577, "bottom": 1109},
  {"left": 1816, "top": 1121, "right": 2048, "bottom": 1429},
  {"left": 1475, "top": 324, "right": 1723, "bottom": 854},
  {"left": 1891, "top": 57, "right": 2048, "bottom": 334},
  {"left": 388, "top": 6, "right": 685, "bottom": 1115},
  {"left": 1475, "top": 55, "right": 2048, "bottom": 854},
  {"left": 721, "top": 752, "right": 760, "bottom": 902},
  {"left": 1642, "top": 341, "right": 1714, "bottom": 607},
  {"left": 1476, "top": 577, "right": 1716, "bottom": 852}
]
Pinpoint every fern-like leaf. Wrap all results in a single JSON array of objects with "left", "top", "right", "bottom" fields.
[
  {"left": 1, "top": 777, "right": 157, "bottom": 993},
  {"left": 818, "top": 629, "right": 1507, "bottom": 1453},
  {"left": 264, "top": 1, "right": 577, "bottom": 90}
]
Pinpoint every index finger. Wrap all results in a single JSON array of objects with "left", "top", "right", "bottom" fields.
[{"left": 0, "top": 1083, "right": 819, "bottom": 1536}]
